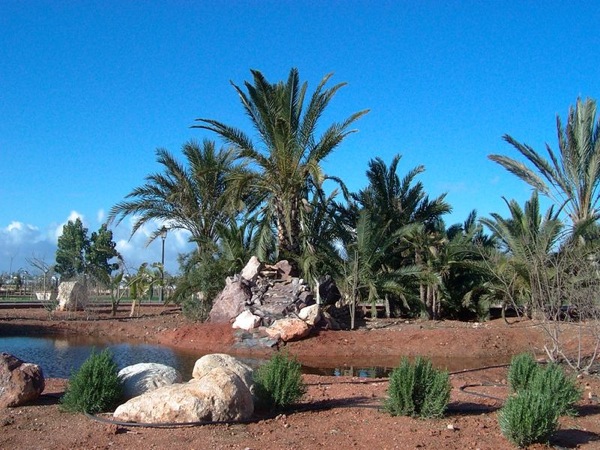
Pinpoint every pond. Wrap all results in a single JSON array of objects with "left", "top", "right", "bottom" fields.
[{"left": 0, "top": 334, "right": 508, "bottom": 379}]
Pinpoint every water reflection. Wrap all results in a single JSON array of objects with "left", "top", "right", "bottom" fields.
[{"left": 0, "top": 335, "right": 508, "bottom": 379}]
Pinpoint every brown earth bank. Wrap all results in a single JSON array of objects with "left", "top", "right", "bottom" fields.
[{"left": 1, "top": 306, "right": 600, "bottom": 449}]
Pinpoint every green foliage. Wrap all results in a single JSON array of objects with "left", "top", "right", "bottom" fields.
[
  {"left": 383, "top": 357, "right": 451, "bottom": 418},
  {"left": 528, "top": 363, "right": 581, "bottom": 417},
  {"left": 499, "top": 390, "right": 559, "bottom": 448},
  {"left": 253, "top": 352, "right": 306, "bottom": 411},
  {"left": 507, "top": 353, "right": 539, "bottom": 393},
  {"left": 60, "top": 349, "right": 123, "bottom": 414},
  {"left": 500, "top": 354, "right": 581, "bottom": 446},
  {"left": 55, "top": 219, "right": 120, "bottom": 282},
  {"left": 507, "top": 353, "right": 581, "bottom": 416},
  {"left": 172, "top": 250, "right": 228, "bottom": 321}
]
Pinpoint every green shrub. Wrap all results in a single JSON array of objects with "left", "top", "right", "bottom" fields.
[
  {"left": 253, "top": 351, "right": 306, "bottom": 411},
  {"left": 507, "top": 353, "right": 538, "bottom": 393},
  {"left": 60, "top": 348, "right": 123, "bottom": 414},
  {"left": 507, "top": 353, "right": 580, "bottom": 416},
  {"left": 499, "top": 390, "right": 559, "bottom": 447},
  {"left": 383, "top": 357, "right": 451, "bottom": 418},
  {"left": 528, "top": 363, "right": 581, "bottom": 416}
]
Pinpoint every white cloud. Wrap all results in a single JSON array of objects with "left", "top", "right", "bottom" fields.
[
  {"left": 97, "top": 209, "right": 105, "bottom": 223},
  {"left": 1, "top": 215, "right": 194, "bottom": 275}
]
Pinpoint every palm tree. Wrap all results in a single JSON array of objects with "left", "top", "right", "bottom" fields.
[
  {"left": 107, "top": 139, "right": 242, "bottom": 249},
  {"left": 479, "top": 191, "right": 564, "bottom": 316},
  {"left": 193, "top": 68, "right": 368, "bottom": 260},
  {"left": 489, "top": 97, "right": 600, "bottom": 238},
  {"left": 338, "top": 210, "right": 420, "bottom": 328},
  {"left": 353, "top": 154, "right": 451, "bottom": 232}
]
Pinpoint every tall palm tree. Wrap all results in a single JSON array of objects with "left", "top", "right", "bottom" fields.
[
  {"left": 107, "top": 139, "right": 242, "bottom": 249},
  {"left": 353, "top": 154, "right": 451, "bottom": 232},
  {"left": 193, "top": 68, "right": 368, "bottom": 260},
  {"left": 489, "top": 97, "right": 600, "bottom": 238}
]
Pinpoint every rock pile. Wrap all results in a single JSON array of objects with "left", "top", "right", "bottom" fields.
[
  {"left": 113, "top": 354, "right": 254, "bottom": 424},
  {"left": 208, "top": 257, "right": 326, "bottom": 342}
]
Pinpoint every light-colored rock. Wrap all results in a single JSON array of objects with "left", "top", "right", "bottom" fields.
[
  {"left": 265, "top": 318, "right": 310, "bottom": 342},
  {"left": 240, "top": 256, "right": 263, "bottom": 283},
  {"left": 208, "top": 278, "right": 251, "bottom": 323},
  {"left": 56, "top": 281, "right": 88, "bottom": 311},
  {"left": 298, "top": 304, "right": 321, "bottom": 326},
  {"left": 232, "top": 310, "right": 261, "bottom": 331},
  {"left": 113, "top": 367, "right": 253, "bottom": 423},
  {"left": 0, "top": 353, "right": 45, "bottom": 408},
  {"left": 118, "top": 363, "right": 182, "bottom": 400},
  {"left": 192, "top": 354, "right": 254, "bottom": 394}
]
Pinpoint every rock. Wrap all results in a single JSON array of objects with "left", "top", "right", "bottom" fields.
[
  {"left": 298, "top": 304, "right": 321, "bottom": 326},
  {"left": 0, "top": 353, "right": 45, "bottom": 408},
  {"left": 265, "top": 318, "right": 311, "bottom": 342},
  {"left": 318, "top": 275, "right": 341, "bottom": 305},
  {"left": 113, "top": 367, "right": 253, "bottom": 423},
  {"left": 240, "top": 256, "right": 263, "bottom": 283},
  {"left": 208, "top": 278, "right": 252, "bottom": 323},
  {"left": 118, "top": 363, "right": 182, "bottom": 400},
  {"left": 192, "top": 354, "right": 254, "bottom": 394},
  {"left": 56, "top": 281, "right": 88, "bottom": 311},
  {"left": 274, "top": 260, "right": 298, "bottom": 279},
  {"left": 232, "top": 310, "right": 262, "bottom": 331}
]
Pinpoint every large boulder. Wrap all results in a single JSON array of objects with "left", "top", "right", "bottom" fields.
[
  {"left": 208, "top": 277, "right": 252, "bottom": 323},
  {"left": 0, "top": 353, "right": 45, "bottom": 408},
  {"left": 192, "top": 354, "right": 254, "bottom": 394},
  {"left": 232, "top": 310, "right": 261, "bottom": 331},
  {"left": 56, "top": 281, "right": 88, "bottom": 311},
  {"left": 118, "top": 363, "right": 182, "bottom": 400},
  {"left": 298, "top": 304, "right": 321, "bottom": 326},
  {"left": 240, "top": 256, "right": 263, "bottom": 283},
  {"left": 265, "top": 317, "right": 311, "bottom": 342},
  {"left": 113, "top": 367, "right": 253, "bottom": 423}
]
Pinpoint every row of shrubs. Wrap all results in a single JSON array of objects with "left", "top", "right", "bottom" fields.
[{"left": 61, "top": 349, "right": 581, "bottom": 448}]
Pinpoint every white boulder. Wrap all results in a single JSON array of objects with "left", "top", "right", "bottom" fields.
[
  {"left": 232, "top": 310, "right": 261, "bottom": 331},
  {"left": 298, "top": 304, "right": 321, "bottom": 326},
  {"left": 192, "top": 354, "right": 254, "bottom": 394},
  {"left": 113, "top": 367, "right": 253, "bottom": 423},
  {"left": 118, "top": 363, "right": 182, "bottom": 400}
]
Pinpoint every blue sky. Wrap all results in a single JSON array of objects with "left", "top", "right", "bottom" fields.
[{"left": 1, "top": 1, "right": 599, "bottom": 275}]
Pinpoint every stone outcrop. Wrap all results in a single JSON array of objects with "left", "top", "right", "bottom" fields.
[
  {"left": 56, "top": 281, "right": 88, "bottom": 311},
  {"left": 113, "top": 355, "right": 253, "bottom": 423},
  {"left": 118, "top": 363, "right": 182, "bottom": 400},
  {"left": 0, "top": 353, "right": 45, "bottom": 408},
  {"left": 207, "top": 258, "right": 346, "bottom": 344},
  {"left": 208, "top": 277, "right": 251, "bottom": 323}
]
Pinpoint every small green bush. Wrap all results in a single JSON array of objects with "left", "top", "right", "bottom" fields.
[
  {"left": 383, "top": 357, "right": 451, "bottom": 418},
  {"left": 528, "top": 363, "right": 581, "bottom": 416},
  {"left": 60, "top": 348, "right": 123, "bottom": 414},
  {"left": 253, "top": 351, "right": 306, "bottom": 411},
  {"left": 507, "top": 353, "right": 538, "bottom": 393},
  {"left": 499, "top": 390, "right": 559, "bottom": 447}
]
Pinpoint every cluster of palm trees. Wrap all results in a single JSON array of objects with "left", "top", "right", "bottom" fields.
[{"left": 107, "top": 68, "right": 600, "bottom": 323}]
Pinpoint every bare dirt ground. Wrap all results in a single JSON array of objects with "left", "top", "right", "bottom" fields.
[{"left": 1, "top": 305, "right": 600, "bottom": 449}]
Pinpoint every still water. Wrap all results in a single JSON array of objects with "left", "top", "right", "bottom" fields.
[{"left": 0, "top": 334, "right": 507, "bottom": 379}]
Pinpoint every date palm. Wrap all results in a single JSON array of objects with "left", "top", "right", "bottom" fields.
[
  {"left": 193, "top": 68, "right": 368, "bottom": 259},
  {"left": 108, "top": 139, "right": 241, "bottom": 249},
  {"left": 489, "top": 97, "right": 600, "bottom": 238},
  {"left": 480, "top": 191, "right": 564, "bottom": 316}
]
